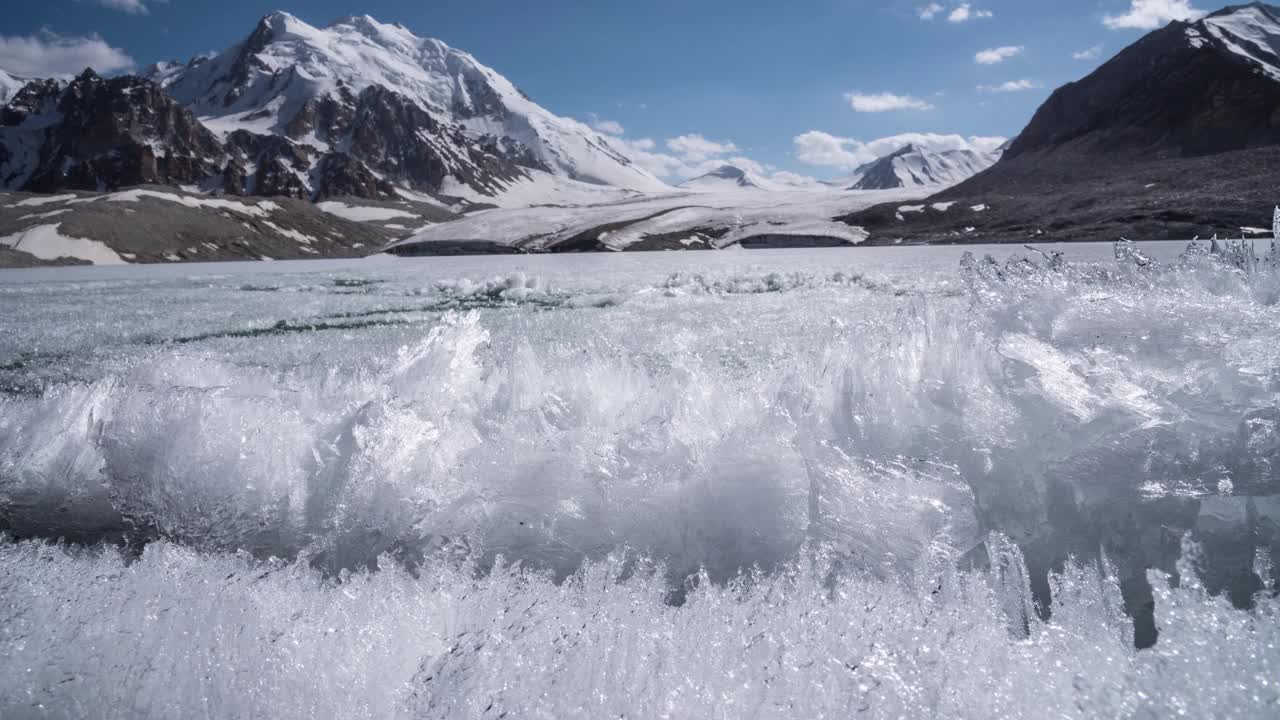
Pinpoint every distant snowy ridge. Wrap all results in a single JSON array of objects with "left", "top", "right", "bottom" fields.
[
  {"left": 679, "top": 165, "right": 784, "bottom": 192},
  {"left": 848, "top": 143, "right": 1002, "bottom": 191}
]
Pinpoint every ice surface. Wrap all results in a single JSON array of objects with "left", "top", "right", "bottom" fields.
[
  {"left": 0, "top": 537, "right": 1275, "bottom": 719},
  {"left": 390, "top": 188, "right": 917, "bottom": 252},
  {"left": 0, "top": 242, "right": 1278, "bottom": 716}
]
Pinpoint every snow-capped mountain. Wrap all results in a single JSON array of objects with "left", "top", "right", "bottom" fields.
[
  {"left": 1, "top": 11, "right": 670, "bottom": 202},
  {"left": 148, "top": 12, "right": 668, "bottom": 198},
  {"left": 847, "top": 144, "right": 1001, "bottom": 191},
  {"left": 1199, "top": 2, "right": 1280, "bottom": 80},
  {"left": 679, "top": 165, "right": 777, "bottom": 191},
  {"left": 0, "top": 70, "right": 26, "bottom": 104}
]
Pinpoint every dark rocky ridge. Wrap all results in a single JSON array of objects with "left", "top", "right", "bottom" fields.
[
  {"left": 841, "top": 3, "right": 1280, "bottom": 244},
  {"left": 0, "top": 69, "right": 528, "bottom": 205},
  {"left": 1, "top": 71, "right": 225, "bottom": 193}
]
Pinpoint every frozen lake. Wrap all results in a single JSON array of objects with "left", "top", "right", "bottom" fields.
[{"left": 1, "top": 242, "right": 1278, "bottom": 718}]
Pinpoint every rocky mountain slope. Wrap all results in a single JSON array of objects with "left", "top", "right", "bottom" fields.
[
  {"left": 0, "top": 187, "right": 454, "bottom": 266},
  {"left": 1, "top": 71, "right": 225, "bottom": 194},
  {"left": 841, "top": 3, "right": 1280, "bottom": 243}
]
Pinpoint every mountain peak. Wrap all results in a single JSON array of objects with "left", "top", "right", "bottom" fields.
[
  {"left": 1206, "top": 2, "right": 1280, "bottom": 19},
  {"left": 144, "top": 10, "right": 668, "bottom": 199},
  {"left": 678, "top": 164, "right": 769, "bottom": 191},
  {"left": 708, "top": 165, "right": 747, "bottom": 179},
  {"left": 1005, "top": 0, "right": 1280, "bottom": 159},
  {"left": 848, "top": 142, "right": 999, "bottom": 191}
]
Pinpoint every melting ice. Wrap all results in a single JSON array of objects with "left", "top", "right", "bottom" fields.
[{"left": 0, "top": 242, "right": 1278, "bottom": 718}]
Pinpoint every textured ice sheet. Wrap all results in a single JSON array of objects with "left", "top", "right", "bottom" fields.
[
  {"left": 0, "top": 241, "right": 1278, "bottom": 717},
  {"left": 0, "top": 537, "right": 1276, "bottom": 719}
]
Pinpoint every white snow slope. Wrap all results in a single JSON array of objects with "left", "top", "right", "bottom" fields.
[
  {"left": 153, "top": 12, "right": 669, "bottom": 198},
  {"left": 0, "top": 69, "right": 26, "bottom": 104},
  {"left": 849, "top": 144, "right": 1002, "bottom": 191},
  {"left": 1201, "top": 3, "right": 1280, "bottom": 81}
]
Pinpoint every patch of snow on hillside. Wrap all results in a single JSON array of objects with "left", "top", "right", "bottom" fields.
[
  {"left": 19, "top": 209, "right": 72, "bottom": 221},
  {"left": 104, "top": 190, "right": 276, "bottom": 218},
  {"left": 0, "top": 224, "right": 125, "bottom": 265},
  {"left": 14, "top": 194, "right": 76, "bottom": 208},
  {"left": 316, "top": 202, "right": 417, "bottom": 222},
  {"left": 261, "top": 221, "right": 317, "bottom": 245}
]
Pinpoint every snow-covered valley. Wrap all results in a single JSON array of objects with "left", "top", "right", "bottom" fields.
[{"left": 1, "top": 241, "right": 1278, "bottom": 717}]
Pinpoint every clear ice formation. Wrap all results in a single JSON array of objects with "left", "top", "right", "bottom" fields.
[{"left": 0, "top": 240, "right": 1278, "bottom": 717}]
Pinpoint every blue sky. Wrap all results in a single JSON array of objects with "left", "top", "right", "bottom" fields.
[{"left": 0, "top": 1, "right": 1208, "bottom": 179}]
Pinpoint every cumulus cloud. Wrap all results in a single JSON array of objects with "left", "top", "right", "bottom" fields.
[
  {"left": 847, "top": 92, "right": 935, "bottom": 112},
  {"left": 949, "top": 4, "right": 994, "bottom": 23},
  {"left": 1073, "top": 45, "right": 1104, "bottom": 60},
  {"left": 665, "top": 134, "right": 739, "bottom": 163},
  {"left": 586, "top": 114, "right": 625, "bottom": 136},
  {"left": 603, "top": 134, "right": 737, "bottom": 179},
  {"left": 793, "top": 131, "right": 1006, "bottom": 171},
  {"left": 605, "top": 132, "right": 817, "bottom": 186},
  {"left": 975, "top": 46, "right": 1024, "bottom": 64},
  {"left": 1102, "top": 0, "right": 1204, "bottom": 30},
  {"left": 96, "top": 0, "right": 155, "bottom": 14},
  {"left": 768, "top": 170, "right": 826, "bottom": 189},
  {"left": 918, "top": 3, "right": 946, "bottom": 20},
  {"left": 978, "top": 79, "right": 1042, "bottom": 93},
  {"left": 0, "top": 31, "right": 134, "bottom": 78}
]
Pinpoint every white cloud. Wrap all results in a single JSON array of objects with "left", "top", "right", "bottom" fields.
[
  {"left": 1073, "top": 44, "right": 1104, "bottom": 60},
  {"left": 949, "top": 4, "right": 994, "bottom": 23},
  {"left": 0, "top": 31, "right": 134, "bottom": 78},
  {"left": 1102, "top": 0, "right": 1204, "bottom": 30},
  {"left": 97, "top": 0, "right": 153, "bottom": 14},
  {"left": 605, "top": 132, "right": 818, "bottom": 186},
  {"left": 665, "top": 134, "right": 739, "bottom": 163},
  {"left": 847, "top": 92, "right": 935, "bottom": 112},
  {"left": 978, "top": 79, "right": 1042, "bottom": 93},
  {"left": 793, "top": 131, "right": 1007, "bottom": 171},
  {"left": 587, "top": 114, "right": 625, "bottom": 136},
  {"left": 768, "top": 170, "right": 826, "bottom": 189},
  {"left": 595, "top": 120, "right": 625, "bottom": 136},
  {"left": 975, "top": 46, "right": 1024, "bottom": 64},
  {"left": 918, "top": 3, "right": 946, "bottom": 20},
  {"left": 723, "top": 156, "right": 768, "bottom": 176}
]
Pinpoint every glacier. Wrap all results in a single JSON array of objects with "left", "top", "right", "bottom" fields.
[{"left": 0, "top": 240, "right": 1278, "bottom": 718}]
